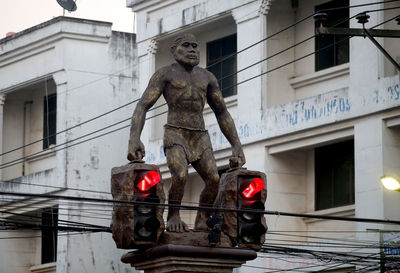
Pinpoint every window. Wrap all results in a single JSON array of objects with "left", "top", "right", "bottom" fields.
[
  {"left": 41, "top": 207, "right": 58, "bottom": 264},
  {"left": 207, "top": 34, "right": 237, "bottom": 98},
  {"left": 315, "top": 140, "right": 354, "bottom": 210},
  {"left": 43, "top": 94, "right": 57, "bottom": 150},
  {"left": 315, "top": 0, "right": 349, "bottom": 71}
]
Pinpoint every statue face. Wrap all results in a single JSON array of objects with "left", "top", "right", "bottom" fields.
[{"left": 173, "top": 38, "right": 200, "bottom": 67}]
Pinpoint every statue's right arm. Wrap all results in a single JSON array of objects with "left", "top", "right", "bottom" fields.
[{"left": 127, "top": 68, "right": 167, "bottom": 161}]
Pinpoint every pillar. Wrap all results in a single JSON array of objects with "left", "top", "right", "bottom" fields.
[{"left": 0, "top": 93, "right": 6, "bottom": 180}]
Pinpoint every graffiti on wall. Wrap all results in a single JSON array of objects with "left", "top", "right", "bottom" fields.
[{"left": 146, "top": 77, "right": 400, "bottom": 164}]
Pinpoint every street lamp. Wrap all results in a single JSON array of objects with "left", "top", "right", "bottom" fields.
[{"left": 380, "top": 176, "right": 400, "bottom": 191}]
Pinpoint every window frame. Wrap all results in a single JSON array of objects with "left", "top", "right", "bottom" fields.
[
  {"left": 43, "top": 93, "right": 57, "bottom": 150},
  {"left": 41, "top": 206, "right": 58, "bottom": 264},
  {"left": 314, "top": 139, "right": 355, "bottom": 211},
  {"left": 206, "top": 34, "right": 237, "bottom": 98},
  {"left": 315, "top": 0, "right": 349, "bottom": 72}
]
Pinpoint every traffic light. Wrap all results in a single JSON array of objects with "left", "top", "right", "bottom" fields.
[
  {"left": 133, "top": 170, "right": 161, "bottom": 243},
  {"left": 111, "top": 162, "right": 165, "bottom": 249},
  {"left": 213, "top": 168, "right": 267, "bottom": 250},
  {"left": 237, "top": 175, "right": 267, "bottom": 248}
]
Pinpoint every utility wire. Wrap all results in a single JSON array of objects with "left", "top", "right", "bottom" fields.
[
  {"left": 205, "top": 0, "right": 400, "bottom": 70},
  {"left": 0, "top": 231, "right": 101, "bottom": 240},
  {"left": 1, "top": 190, "right": 400, "bottom": 226},
  {"left": 0, "top": 210, "right": 109, "bottom": 230},
  {"left": 0, "top": 100, "right": 138, "bottom": 158},
  {"left": 1, "top": 0, "right": 396, "bottom": 160},
  {"left": 2, "top": 6, "right": 398, "bottom": 171},
  {"left": 0, "top": 102, "right": 167, "bottom": 169}
]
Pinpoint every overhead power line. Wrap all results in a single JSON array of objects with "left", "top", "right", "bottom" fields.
[
  {"left": 1, "top": 0, "right": 397, "bottom": 161},
  {"left": 2, "top": 6, "right": 398, "bottom": 171},
  {"left": 1, "top": 190, "right": 400, "bottom": 226}
]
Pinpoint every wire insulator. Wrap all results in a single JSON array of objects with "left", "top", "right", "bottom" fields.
[
  {"left": 356, "top": 12, "right": 370, "bottom": 25},
  {"left": 314, "top": 12, "right": 328, "bottom": 27}
]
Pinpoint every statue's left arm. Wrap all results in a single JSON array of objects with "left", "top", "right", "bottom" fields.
[{"left": 206, "top": 71, "right": 246, "bottom": 167}]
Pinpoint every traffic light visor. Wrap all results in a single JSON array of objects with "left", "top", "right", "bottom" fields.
[
  {"left": 242, "top": 178, "right": 264, "bottom": 198},
  {"left": 136, "top": 171, "right": 161, "bottom": 192}
]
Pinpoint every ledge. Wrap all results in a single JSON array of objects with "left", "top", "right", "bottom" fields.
[
  {"left": 303, "top": 204, "right": 355, "bottom": 224},
  {"left": 385, "top": 115, "right": 400, "bottom": 128},
  {"left": 289, "top": 63, "right": 349, "bottom": 90},
  {"left": 26, "top": 147, "right": 56, "bottom": 164},
  {"left": 30, "top": 262, "right": 56, "bottom": 273}
]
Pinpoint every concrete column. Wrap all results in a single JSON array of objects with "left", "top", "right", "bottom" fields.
[
  {"left": 349, "top": 0, "right": 384, "bottom": 101},
  {"left": 355, "top": 118, "right": 385, "bottom": 231},
  {"left": 232, "top": 2, "right": 264, "bottom": 127},
  {"left": 354, "top": 117, "right": 400, "bottom": 268},
  {"left": 0, "top": 93, "right": 6, "bottom": 180},
  {"left": 135, "top": 40, "right": 158, "bottom": 148}
]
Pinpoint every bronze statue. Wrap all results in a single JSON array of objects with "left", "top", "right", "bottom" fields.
[{"left": 127, "top": 33, "right": 245, "bottom": 232}]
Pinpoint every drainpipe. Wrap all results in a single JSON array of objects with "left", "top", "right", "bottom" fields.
[{"left": 22, "top": 101, "right": 33, "bottom": 176}]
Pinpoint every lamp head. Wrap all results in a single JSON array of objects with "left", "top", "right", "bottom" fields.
[{"left": 380, "top": 176, "right": 400, "bottom": 191}]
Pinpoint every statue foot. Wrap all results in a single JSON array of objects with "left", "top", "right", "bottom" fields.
[
  {"left": 194, "top": 211, "right": 209, "bottom": 231},
  {"left": 166, "top": 215, "right": 189, "bottom": 232}
]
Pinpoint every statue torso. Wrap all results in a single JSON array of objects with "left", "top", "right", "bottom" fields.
[{"left": 163, "top": 63, "right": 210, "bottom": 129}]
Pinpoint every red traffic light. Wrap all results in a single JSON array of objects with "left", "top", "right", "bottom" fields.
[
  {"left": 242, "top": 178, "right": 264, "bottom": 198},
  {"left": 136, "top": 171, "right": 161, "bottom": 192}
]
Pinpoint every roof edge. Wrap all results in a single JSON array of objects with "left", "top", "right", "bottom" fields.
[{"left": 0, "top": 16, "right": 113, "bottom": 44}]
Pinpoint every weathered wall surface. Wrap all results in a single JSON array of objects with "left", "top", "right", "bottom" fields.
[
  {"left": 128, "top": 0, "right": 400, "bottom": 272},
  {"left": 0, "top": 17, "right": 139, "bottom": 273}
]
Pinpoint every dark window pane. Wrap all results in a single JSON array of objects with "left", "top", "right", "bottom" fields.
[
  {"left": 42, "top": 207, "right": 58, "bottom": 264},
  {"left": 208, "top": 40, "right": 222, "bottom": 61},
  {"left": 316, "top": 35, "right": 335, "bottom": 71},
  {"left": 221, "top": 57, "right": 236, "bottom": 97},
  {"left": 222, "top": 34, "right": 236, "bottom": 55},
  {"left": 315, "top": 139, "right": 354, "bottom": 210},
  {"left": 43, "top": 94, "right": 57, "bottom": 149},
  {"left": 207, "top": 34, "right": 237, "bottom": 98},
  {"left": 315, "top": 0, "right": 349, "bottom": 71}
]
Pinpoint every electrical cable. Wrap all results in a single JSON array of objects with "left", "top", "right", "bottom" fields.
[
  {"left": 2, "top": 6, "right": 397, "bottom": 171},
  {"left": 0, "top": 99, "right": 138, "bottom": 158},
  {"left": 0, "top": 210, "right": 109, "bottom": 230},
  {"left": 205, "top": 0, "right": 400, "bottom": 71},
  {"left": 0, "top": 219, "right": 110, "bottom": 233},
  {"left": 1, "top": 0, "right": 397, "bottom": 161},
  {"left": 0, "top": 102, "right": 168, "bottom": 169},
  {"left": 2, "top": 190, "right": 400, "bottom": 226},
  {"left": 0, "top": 231, "right": 100, "bottom": 240}
]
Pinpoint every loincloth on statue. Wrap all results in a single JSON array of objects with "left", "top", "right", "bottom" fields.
[{"left": 163, "top": 124, "right": 213, "bottom": 163}]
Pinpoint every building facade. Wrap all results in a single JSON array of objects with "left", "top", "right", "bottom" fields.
[
  {"left": 127, "top": 0, "right": 400, "bottom": 271},
  {"left": 0, "top": 17, "right": 139, "bottom": 273}
]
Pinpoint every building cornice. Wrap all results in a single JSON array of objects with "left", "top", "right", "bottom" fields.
[
  {"left": 0, "top": 17, "right": 112, "bottom": 57},
  {"left": 259, "top": 0, "right": 274, "bottom": 15}
]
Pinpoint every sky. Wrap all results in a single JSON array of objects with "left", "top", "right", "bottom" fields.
[{"left": 0, "top": 0, "right": 134, "bottom": 38}]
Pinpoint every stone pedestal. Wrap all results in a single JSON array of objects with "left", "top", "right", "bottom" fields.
[{"left": 121, "top": 244, "right": 257, "bottom": 273}]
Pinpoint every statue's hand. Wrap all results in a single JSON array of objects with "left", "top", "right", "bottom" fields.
[
  {"left": 127, "top": 139, "right": 145, "bottom": 161},
  {"left": 229, "top": 145, "right": 246, "bottom": 168}
]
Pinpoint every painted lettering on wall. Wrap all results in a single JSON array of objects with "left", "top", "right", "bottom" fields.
[{"left": 146, "top": 77, "right": 400, "bottom": 164}]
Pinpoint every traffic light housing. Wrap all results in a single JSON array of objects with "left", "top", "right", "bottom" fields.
[
  {"left": 213, "top": 168, "right": 267, "bottom": 250},
  {"left": 237, "top": 175, "right": 267, "bottom": 247},
  {"left": 111, "top": 162, "right": 165, "bottom": 249}
]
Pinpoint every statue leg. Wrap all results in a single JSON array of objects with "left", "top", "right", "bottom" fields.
[
  {"left": 192, "top": 149, "right": 220, "bottom": 231},
  {"left": 166, "top": 145, "right": 189, "bottom": 232}
]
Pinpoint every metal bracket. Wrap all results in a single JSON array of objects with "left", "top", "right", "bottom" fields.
[{"left": 316, "top": 26, "right": 400, "bottom": 72}]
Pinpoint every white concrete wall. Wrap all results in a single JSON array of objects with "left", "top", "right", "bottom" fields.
[
  {"left": 0, "top": 229, "right": 41, "bottom": 273},
  {"left": 0, "top": 18, "right": 138, "bottom": 273},
  {"left": 127, "top": 0, "right": 400, "bottom": 271},
  {"left": 2, "top": 80, "right": 57, "bottom": 180}
]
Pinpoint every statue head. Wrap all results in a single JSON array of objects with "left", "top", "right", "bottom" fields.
[{"left": 170, "top": 33, "right": 199, "bottom": 67}]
